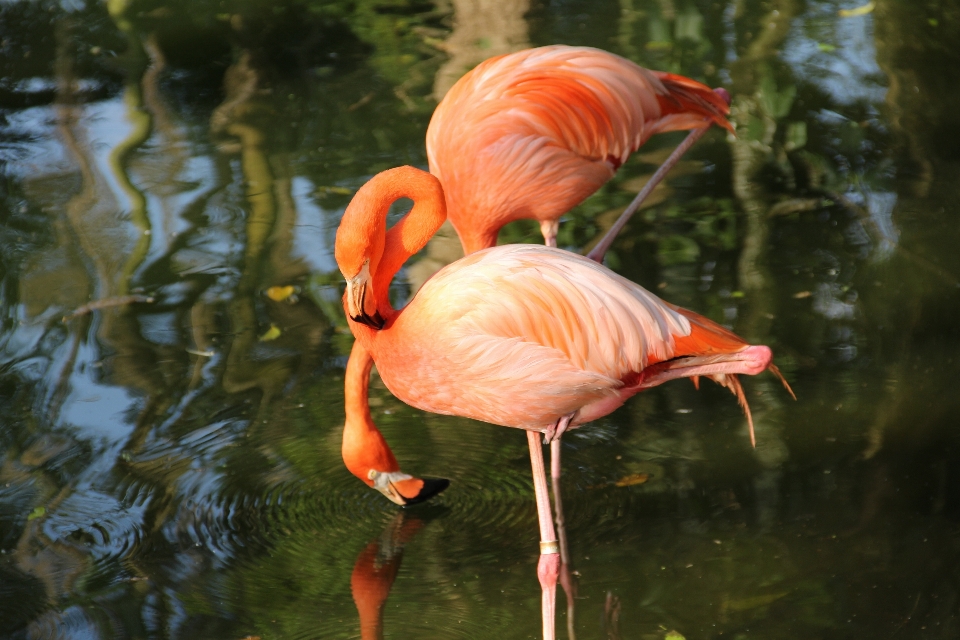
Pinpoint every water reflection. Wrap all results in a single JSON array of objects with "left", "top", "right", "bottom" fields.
[
  {"left": 350, "top": 512, "right": 422, "bottom": 640},
  {"left": 0, "top": 0, "right": 958, "bottom": 638},
  {"left": 433, "top": 0, "right": 531, "bottom": 99}
]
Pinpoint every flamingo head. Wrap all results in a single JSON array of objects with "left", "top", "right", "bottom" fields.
[
  {"left": 342, "top": 259, "right": 385, "bottom": 330},
  {"left": 342, "top": 385, "right": 450, "bottom": 506},
  {"left": 335, "top": 178, "right": 387, "bottom": 329},
  {"left": 335, "top": 167, "right": 447, "bottom": 330},
  {"left": 367, "top": 470, "right": 450, "bottom": 507},
  {"left": 344, "top": 439, "right": 449, "bottom": 506}
]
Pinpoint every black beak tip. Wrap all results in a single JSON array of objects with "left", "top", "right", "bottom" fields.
[
  {"left": 400, "top": 477, "right": 450, "bottom": 507},
  {"left": 351, "top": 310, "right": 386, "bottom": 330}
]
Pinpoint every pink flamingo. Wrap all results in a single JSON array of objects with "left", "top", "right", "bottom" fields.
[
  {"left": 336, "top": 166, "right": 791, "bottom": 640},
  {"left": 343, "top": 45, "right": 733, "bottom": 506},
  {"left": 427, "top": 44, "right": 732, "bottom": 253}
]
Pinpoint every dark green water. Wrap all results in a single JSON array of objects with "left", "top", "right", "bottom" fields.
[{"left": 1, "top": 0, "right": 959, "bottom": 638}]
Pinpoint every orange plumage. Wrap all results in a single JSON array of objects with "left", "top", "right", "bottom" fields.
[
  {"left": 427, "top": 45, "right": 732, "bottom": 252},
  {"left": 337, "top": 167, "right": 792, "bottom": 639},
  {"left": 341, "top": 47, "right": 744, "bottom": 506},
  {"left": 336, "top": 167, "right": 789, "bottom": 503}
]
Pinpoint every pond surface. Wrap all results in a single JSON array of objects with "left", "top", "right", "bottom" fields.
[{"left": 1, "top": 0, "right": 959, "bottom": 638}]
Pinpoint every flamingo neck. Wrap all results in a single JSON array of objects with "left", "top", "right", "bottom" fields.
[
  {"left": 371, "top": 169, "right": 447, "bottom": 317},
  {"left": 351, "top": 540, "right": 392, "bottom": 640},
  {"left": 456, "top": 223, "right": 500, "bottom": 255},
  {"left": 342, "top": 340, "right": 400, "bottom": 484},
  {"left": 336, "top": 166, "right": 447, "bottom": 320}
]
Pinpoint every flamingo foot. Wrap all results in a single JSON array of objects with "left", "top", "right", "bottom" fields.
[{"left": 543, "top": 412, "right": 576, "bottom": 445}]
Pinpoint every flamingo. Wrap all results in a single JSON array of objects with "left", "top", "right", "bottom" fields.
[
  {"left": 336, "top": 166, "right": 792, "bottom": 640},
  {"left": 344, "top": 45, "right": 734, "bottom": 506},
  {"left": 426, "top": 44, "right": 733, "bottom": 253}
]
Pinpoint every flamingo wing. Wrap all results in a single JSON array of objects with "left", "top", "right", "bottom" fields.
[{"left": 382, "top": 245, "right": 694, "bottom": 429}]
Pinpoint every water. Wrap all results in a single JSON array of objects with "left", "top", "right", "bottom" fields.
[{"left": 1, "top": 0, "right": 959, "bottom": 638}]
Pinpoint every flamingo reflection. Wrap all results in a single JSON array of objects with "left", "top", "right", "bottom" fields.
[
  {"left": 350, "top": 513, "right": 423, "bottom": 640},
  {"left": 348, "top": 503, "right": 580, "bottom": 638}
]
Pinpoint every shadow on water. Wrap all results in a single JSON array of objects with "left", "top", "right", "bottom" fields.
[{"left": 0, "top": 0, "right": 959, "bottom": 638}]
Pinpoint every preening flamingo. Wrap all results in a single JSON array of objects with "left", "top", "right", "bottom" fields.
[
  {"left": 345, "top": 45, "right": 733, "bottom": 506},
  {"left": 336, "top": 166, "right": 792, "bottom": 640},
  {"left": 427, "top": 44, "right": 733, "bottom": 253}
]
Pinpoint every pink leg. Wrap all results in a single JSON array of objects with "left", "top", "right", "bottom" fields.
[
  {"left": 548, "top": 438, "right": 566, "bottom": 549},
  {"left": 586, "top": 88, "right": 731, "bottom": 264},
  {"left": 528, "top": 430, "right": 559, "bottom": 640},
  {"left": 550, "top": 439, "right": 577, "bottom": 640},
  {"left": 540, "top": 219, "right": 559, "bottom": 248}
]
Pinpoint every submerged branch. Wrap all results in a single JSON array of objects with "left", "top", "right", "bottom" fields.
[{"left": 62, "top": 295, "right": 155, "bottom": 322}]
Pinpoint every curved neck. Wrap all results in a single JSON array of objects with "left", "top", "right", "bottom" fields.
[
  {"left": 341, "top": 166, "right": 447, "bottom": 317},
  {"left": 456, "top": 223, "right": 500, "bottom": 255},
  {"left": 343, "top": 340, "right": 400, "bottom": 483},
  {"left": 376, "top": 189, "right": 447, "bottom": 313}
]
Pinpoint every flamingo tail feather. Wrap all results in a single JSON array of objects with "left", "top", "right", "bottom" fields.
[
  {"left": 768, "top": 363, "right": 797, "bottom": 400},
  {"left": 708, "top": 373, "right": 756, "bottom": 448},
  {"left": 653, "top": 71, "right": 735, "bottom": 133}
]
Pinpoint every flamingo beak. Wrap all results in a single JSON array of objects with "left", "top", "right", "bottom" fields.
[
  {"left": 369, "top": 470, "right": 450, "bottom": 506},
  {"left": 345, "top": 261, "right": 385, "bottom": 329}
]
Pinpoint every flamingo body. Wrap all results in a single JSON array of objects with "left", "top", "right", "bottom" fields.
[
  {"left": 336, "top": 168, "right": 788, "bottom": 501},
  {"left": 353, "top": 244, "right": 769, "bottom": 433},
  {"left": 427, "top": 45, "right": 733, "bottom": 251},
  {"left": 336, "top": 167, "right": 792, "bottom": 639}
]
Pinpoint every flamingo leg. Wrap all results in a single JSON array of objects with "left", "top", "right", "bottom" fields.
[
  {"left": 586, "top": 126, "right": 708, "bottom": 263},
  {"left": 540, "top": 219, "right": 560, "bottom": 248},
  {"left": 550, "top": 438, "right": 577, "bottom": 640},
  {"left": 586, "top": 87, "right": 731, "bottom": 264},
  {"left": 528, "top": 430, "right": 559, "bottom": 640}
]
